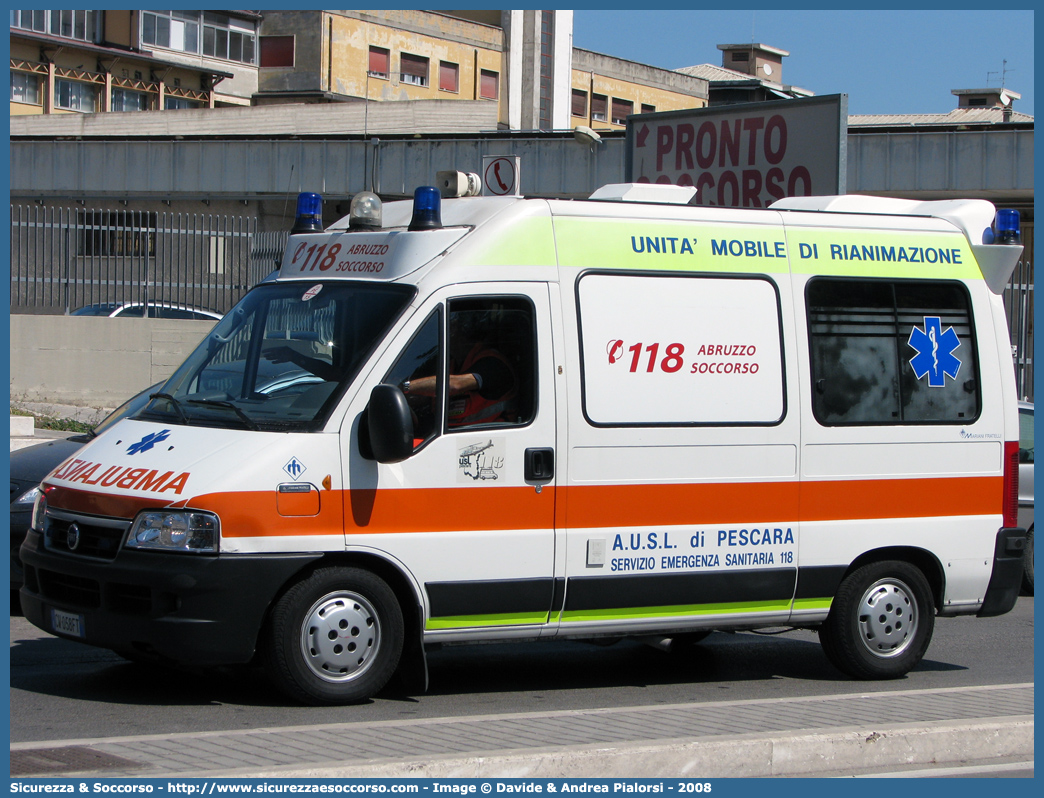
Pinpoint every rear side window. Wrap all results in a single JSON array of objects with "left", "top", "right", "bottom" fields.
[
  {"left": 807, "top": 278, "right": 980, "bottom": 425},
  {"left": 577, "top": 272, "right": 786, "bottom": 426}
]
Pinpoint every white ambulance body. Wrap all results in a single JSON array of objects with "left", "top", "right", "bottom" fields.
[{"left": 21, "top": 183, "right": 1027, "bottom": 705}]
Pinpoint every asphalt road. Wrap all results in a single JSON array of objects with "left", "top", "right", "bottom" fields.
[{"left": 9, "top": 596, "right": 1033, "bottom": 745}]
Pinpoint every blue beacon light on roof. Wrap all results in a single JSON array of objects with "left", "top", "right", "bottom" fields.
[
  {"left": 291, "top": 192, "right": 324, "bottom": 234},
  {"left": 408, "top": 186, "right": 443, "bottom": 231},
  {"left": 994, "top": 209, "right": 1021, "bottom": 245}
]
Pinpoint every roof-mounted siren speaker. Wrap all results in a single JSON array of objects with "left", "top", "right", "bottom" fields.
[{"left": 436, "top": 171, "right": 481, "bottom": 198}]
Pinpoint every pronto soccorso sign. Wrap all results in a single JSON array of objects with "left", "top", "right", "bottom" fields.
[{"left": 625, "top": 94, "right": 847, "bottom": 208}]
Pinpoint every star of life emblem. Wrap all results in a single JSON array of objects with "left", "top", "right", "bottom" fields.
[
  {"left": 127, "top": 429, "right": 171, "bottom": 455},
  {"left": 908, "top": 316, "right": 961, "bottom": 388}
]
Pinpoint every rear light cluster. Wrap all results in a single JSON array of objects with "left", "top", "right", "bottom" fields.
[{"left": 1003, "top": 440, "right": 1020, "bottom": 529}]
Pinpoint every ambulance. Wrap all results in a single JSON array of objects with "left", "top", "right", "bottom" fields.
[{"left": 20, "top": 179, "right": 1028, "bottom": 705}]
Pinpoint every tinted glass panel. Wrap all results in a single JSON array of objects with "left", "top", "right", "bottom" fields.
[{"left": 807, "top": 278, "right": 980, "bottom": 425}]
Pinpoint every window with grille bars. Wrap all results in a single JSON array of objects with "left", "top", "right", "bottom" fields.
[{"left": 78, "top": 211, "right": 158, "bottom": 258}]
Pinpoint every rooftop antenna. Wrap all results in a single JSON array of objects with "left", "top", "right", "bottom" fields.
[{"left": 986, "top": 59, "right": 1012, "bottom": 88}]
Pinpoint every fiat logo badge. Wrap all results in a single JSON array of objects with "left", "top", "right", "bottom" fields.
[{"left": 67, "top": 523, "right": 81, "bottom": 551}]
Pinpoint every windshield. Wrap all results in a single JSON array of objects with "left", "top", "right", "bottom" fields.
[{"left": 140, "top": 281, "right": 414, "bottom": 431}]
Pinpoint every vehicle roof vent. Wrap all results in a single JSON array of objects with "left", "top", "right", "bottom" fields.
[{"left": 589, "top": 183, "right": 698, "bottom": 205}]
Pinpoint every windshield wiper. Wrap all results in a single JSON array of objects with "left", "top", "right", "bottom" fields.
[
  {"left": 185, "top": 398, "right": 260, "bottom": 431},
  {"left": 149, "top": 392, "right": 189, "bottom": 424}
]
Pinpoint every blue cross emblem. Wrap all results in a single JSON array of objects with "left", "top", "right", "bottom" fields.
[
  {"left": 908, "top": 316, "right": 961, "bottom": 388},
  {"left": 127, "top": 429, "right": 171, "bottom": 455}
]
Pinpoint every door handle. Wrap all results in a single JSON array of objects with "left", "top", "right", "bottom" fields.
[{"left": 525, "top": 447, "right": 554, "bottom": 483}]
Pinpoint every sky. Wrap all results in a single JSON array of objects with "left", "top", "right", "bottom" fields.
[{"left": 571, "top": 8, "right": 1034, "bottom": 117}]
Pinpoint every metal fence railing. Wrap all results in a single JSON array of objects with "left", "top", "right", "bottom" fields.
[
  {"left": 9, "top": 205, "right": 288, "bottom": 316},
  {"left": 9, "top": 204, "right": 1034, "bottom": 401},
  {"left": 1003, "top": 225, "right": 1034, "bottom": 402}
]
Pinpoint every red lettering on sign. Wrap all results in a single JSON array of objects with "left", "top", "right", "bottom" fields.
[
  {"left": 743, "top": 117, "right": 765, "bottom": 165},
  {"left": 656, "top": 125, "right": 674, "bottom": 171},
  {"left": 765, "top": 115, "right": 787, "bottom": 164}
]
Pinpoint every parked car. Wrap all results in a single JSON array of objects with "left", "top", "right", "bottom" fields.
[
  {"left": 1018, "top": 401, "right": 1033, "bottom": 595},
  {"left": 72, "top": 302, "right": 222, "bottom": 320},
  {"left": 9, "top": 383, "right": 160, "bottom": 592}
]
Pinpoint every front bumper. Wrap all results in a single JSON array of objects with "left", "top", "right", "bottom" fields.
[
  {"left": 977, "top": 527, "right": 1027, "bottom": 617},
  {"left": 19, "top": 528, "right": 321, "bottom": 665}
]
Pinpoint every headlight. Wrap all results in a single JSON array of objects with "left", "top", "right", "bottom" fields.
[
  {"left": 31, "top": 490, "right": 48, "bottom": 531},
  {"left": 14, "top": 484, "right": 42, "bottom": 509},
  {"left": 126, "top": 510, "right": 219, "bottom": 554}
]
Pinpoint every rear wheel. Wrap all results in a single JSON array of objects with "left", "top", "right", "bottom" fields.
[
  {"left": 820, "top": 560, "right": 934, "bottom": 680},
  {"left": 1022, "top": 527, "right": 1034, "bottom": 596},
  {"left": 264, "top": 566, "right": 403, "bottom": 705}
]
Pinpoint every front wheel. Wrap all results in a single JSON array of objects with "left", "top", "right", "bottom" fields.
[
  {"left": 820, "top": 560, "right": 934, "bottom": 680},
  {"left": 264, "top": 566, "right": 404, "bottom": 705}
]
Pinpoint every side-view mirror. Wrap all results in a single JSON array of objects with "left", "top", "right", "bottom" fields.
[{"left": 365, "top": 384, "right": 414, "bottom": 464}]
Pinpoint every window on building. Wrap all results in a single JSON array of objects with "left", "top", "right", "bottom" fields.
[
  {"left": 55, "top": 79, "right": 97, "bottom": 112},
  {"left": 439, "top": 61, "right": 459, "bottom": 93},
  {"left": 400, "top": 53, "right": 429, "bottom": 87},
  {"left": 806, "top": 278, "right": 980, "bottom": 425},
  {"left": 78, "top": 210, "right": 158, "bottom": 258},
  {"left": 968, "top": 97, "right": 988, "bottom": 107},
  {"left": 731, "top": 51, "right": 749, "bottom": 62},
  {"left": 11, "top": 10, "right": 101, "bottom": 43},
  {"left": 260, "top": 36, "right": 295, "bottom": 68},
  {"left": 10, "top": 72, "right": 41, "bottom": 105},
  {"left": 111, "top": 88, "right": 150, "bottom": 112},
  {"left": 165, "top": 96, "right": 200, "bottom": 110},
  {"left": 591, "top": 93, "right": 607, "bottom": 122},
  {"left": 611, "top": 98, "right": 633, "bottom": 125},
  {"left": 571, "top": 89, "right": 588, "bottom": 118},
  {"left": 368, "top": 47, "right": 390, "bottom": 79},
  {"left": 142, "top": 10, "right": 255, "bottom": 65},
  {"left": 538, "top": 9, "right": 554, "bottom": 130},
  {"left": 480, "top": 69, "right": 499, "bottom": 100},
  {"left": 641, "top": 103, "right": 656, "bottom": 115}
]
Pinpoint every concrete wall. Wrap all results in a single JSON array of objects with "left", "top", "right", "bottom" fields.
[{"left": 10, "top": 316, "right": 215, "bottom": 408}]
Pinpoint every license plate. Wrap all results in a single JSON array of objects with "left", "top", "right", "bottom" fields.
[{"left": 50, "top": 608, "right": 85, "bottom": 638}]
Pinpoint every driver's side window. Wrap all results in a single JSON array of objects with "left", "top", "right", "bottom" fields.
[{"left": 383, "top": 308, "right": 442, "bottom": 449}]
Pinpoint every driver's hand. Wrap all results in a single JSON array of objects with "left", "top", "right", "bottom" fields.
[{"left": 264, "top": 345, "right": 295, "bottom": 364}]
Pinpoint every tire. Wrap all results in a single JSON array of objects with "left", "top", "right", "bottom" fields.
[
  {"left": 669, "top": 630, "right": 713, "bottom": 650},
  {"left": 820, "top": 560, "right": 934, "bottom": 680},
  {"left": 264, "top": 566, "right": 404, "bottom": 705},
  {"left": 1022, "top": 527, "right": 1034, "bottom": 596}
]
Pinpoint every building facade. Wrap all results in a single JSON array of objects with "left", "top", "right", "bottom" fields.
[
  {"left": 9, "top": 9, "right": 261, "bottom": 114},
  {"left": 11, "top": 10, "right": 711, "bottom": 132}
]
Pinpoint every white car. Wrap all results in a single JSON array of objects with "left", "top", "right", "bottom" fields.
[
  {"left": 72, "top": 302, "right": 222, "bottom": 320},
  {"left": 1019, "top": 402, "right": 1033, "bottom": 594}
]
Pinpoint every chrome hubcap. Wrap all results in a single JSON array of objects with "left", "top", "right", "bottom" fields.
[
  {"left": 300, "top": 591, "right": 380, "bottom": 683},
  {"left": 857, "top": 578, "right": 917, "bottom": 659}
]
